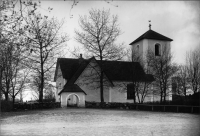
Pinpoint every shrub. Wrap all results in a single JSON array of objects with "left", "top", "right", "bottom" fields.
[
  {"left": 1, "top": 100, "right": 13, "bottom": 112},
  {"left": 13, "top": 102, "right": 61, "bottom": 110},
  {"left": 43, "top": 98, "right": 56, "bottom": 102}
]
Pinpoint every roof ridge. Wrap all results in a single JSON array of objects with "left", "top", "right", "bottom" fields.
[
  {"left": 97, "top": 60, "right": 138, "bottom": 63},
  {"left": 58, "top": 57, "right": 136, "bottom": 63},
  {"left": 59, "top": 58, "right": 79, "bottom": 60}
]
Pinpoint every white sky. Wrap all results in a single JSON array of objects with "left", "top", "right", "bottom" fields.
[
  {"left": 34, "top": 0, "right": 200, "bottom": 64},
  {"left": 34, "top": 0, "right": 200, "bottom": 63},
  {"left": 22, "top": 0, "right": 200, "bottom": 101}
]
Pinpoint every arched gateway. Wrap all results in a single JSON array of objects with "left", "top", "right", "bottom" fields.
[{"left": 58, "top": 84, "right": 86, "bottom": 108}]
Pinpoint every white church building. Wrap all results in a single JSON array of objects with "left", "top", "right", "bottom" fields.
[{"left": 54, "top": 26, "right": 173, "bottom": 107}]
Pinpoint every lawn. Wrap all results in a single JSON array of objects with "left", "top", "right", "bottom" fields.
[{"left": 0, "top": 108, "right": 200, "bottom": 136}]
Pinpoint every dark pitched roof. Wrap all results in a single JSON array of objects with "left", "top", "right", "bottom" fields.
[
  {"left": 143, "top": 74, "right": 155, "bottom": 82},
  {"left": 58, "top": 84, "right": 86, "bottom": 95},
  {"left": 129, "top": 29, "right": 173, "bottom": 45},
  {"left": 54, "top": 57, "right": 154, "bottom": 84},
  {"left": 66, "top": 59, "right": 91, "bottom": 85},
  {"left": 101, "top": 60, "right": 146, "bottom": 81},
  {"left": 54, "top": 58, "right": 88, "bottom": 82}
]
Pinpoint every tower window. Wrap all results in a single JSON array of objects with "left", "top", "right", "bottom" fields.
[{"left": 155, "top": 43, "right": 161, "bottom": 56}]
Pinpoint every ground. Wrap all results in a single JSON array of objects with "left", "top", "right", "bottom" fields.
[{"left": 0, "top": 108, "right": 200, "bottom": 136}]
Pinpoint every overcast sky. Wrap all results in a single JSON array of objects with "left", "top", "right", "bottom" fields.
[{"left": 36, "top": 0, "right": 200, "bottom": 64}]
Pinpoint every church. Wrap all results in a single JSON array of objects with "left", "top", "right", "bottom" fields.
[{"left": 53, "top": 25, "right": 173, "bottom": 107}]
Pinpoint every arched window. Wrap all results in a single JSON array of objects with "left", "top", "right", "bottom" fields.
[{"left": 155, "top": 43, "right": 161, "bottom": 56}]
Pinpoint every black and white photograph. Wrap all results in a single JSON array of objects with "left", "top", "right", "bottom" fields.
[{"left": 0, "top": 0, "right": 200, "bottom": 136}]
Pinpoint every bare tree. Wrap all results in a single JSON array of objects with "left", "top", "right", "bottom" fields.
[
  {"left": 10, "top": 67, "right": 30, "bottom": 105},
  {"left": 147, "top": 47, "right": 177, "bottom": 103},
  {"left": 23, "top": 12, "right": 68, "bottom": 102},
  {"left": 0, "top": 0, "right": 39, "bottom": 102},
  {"left": 0, "top": 1, "right": 62, "bottom": 105},
  {"left": 44, "top": 84, "right": 56, "bottom": 101},
  {"left": 174, "top": 65, "right": 189, "bottom": 97},
  {"left": 126, "top": 48, "right": 154, "bottom": 103},
  {"left": 0, "top": 23, "right": 26, "bottom": 101},
  {"left": 75, "top": 9, "right": 125, "bottom": 103},
  {"left": 1, "top": 41, "right": 13, "bottom": 101},
  {"left": 0, "top": 31, "right": 29, "bottom": 105},
  {"left": 186, "top": 48, "right": 200, "bottom": 94}
]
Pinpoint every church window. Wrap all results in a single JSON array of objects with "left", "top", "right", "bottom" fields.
[
  {"left": 127, "top": 84, "right": 135, "bottom": 100},
  {"left": 137, "top": 45, "right": 139, "bottom": 52},
  {"left": 155, "top": 43, "right": 161, "bottom": 56}
]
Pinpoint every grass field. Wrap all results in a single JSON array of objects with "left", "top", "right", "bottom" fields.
[{"left": 1, "top": 108, "right": 200, "bottom": 136}]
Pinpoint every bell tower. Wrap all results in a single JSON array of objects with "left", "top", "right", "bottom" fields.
[{"left": 129, "top": 22, "right": 173, "bottom": 63}]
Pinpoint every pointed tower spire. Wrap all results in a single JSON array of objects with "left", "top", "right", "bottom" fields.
[{"left": 149, "top": 20, "right": 151, "bottom": 30}]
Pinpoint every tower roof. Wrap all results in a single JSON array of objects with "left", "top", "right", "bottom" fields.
[{"left": 129, "top": 29, "right": 173, "bottom": 45}]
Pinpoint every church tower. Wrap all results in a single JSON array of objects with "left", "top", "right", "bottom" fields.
[
  {"left": 129, "top": 22, "right": 173, "bottom": 62},
  {"left": 129, "top": 22, "right": 174, "bottom": 102}
]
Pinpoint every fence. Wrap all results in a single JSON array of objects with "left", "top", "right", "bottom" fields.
[
  {"left": 130, "top": 104, "right": 200, "bottom": 113},
  {"left": 85, "top": 102, "right": 200, "bottom": 114}
]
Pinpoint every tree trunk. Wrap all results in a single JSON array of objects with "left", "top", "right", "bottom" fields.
[
  {"left": 12, "top": 96, "right": 15, "bottom": 110},
  {"left": 163, "top": 86, "right": 167, "bottom": 104},
  {"left": 99, "top": 53, "right": 104, "bottom": 103},
  {"left": 133, "top": 83, "right": 136, "bottom": 104},
  {"left": 39, "top": 43, "right": 44, "bottom": 102},
  {"left": 5, "top": 79, "right": 10, "bottom": 101},
  {"left": 133, "top": 90, "right": 136, "bottom": 104},
  {"left": 39, "top": 74, "right": 44, "bottom": 102},
  {"left": 0, "top": 68, "right": 2, "bottom": 99},
  {"left": 4, "top": 93, "right": 9, "bottom": 101},
  {"left": 160, "top": 90, "right": 163, "bottom": 104},
  {"left": 184, "top": 87, "right": 187, "bottom": 104},
  {"left": 136, "top": 87, "right": 141, "bottom": 103},
  {"left": 141, "top": 83, "right": 147, "bottom": 104},
  {"left": 20, "top": 91, "right": 23, "bottom": 102},
  {"left": 163, "top": 91, "right": 166, "bottom": 104},
  {"left": 100, "top": 69, "right": 104, "bottom": 103}
]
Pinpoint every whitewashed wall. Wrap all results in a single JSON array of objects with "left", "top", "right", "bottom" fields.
[
  {"left": 75, "top": 59, "right": 111, "bottom": 102},
  {"left": 109, "top": 81, "right": 133, "bottom": 103},
  {"left": 55, "top": 64, "right": 66, "bottom": 102}
]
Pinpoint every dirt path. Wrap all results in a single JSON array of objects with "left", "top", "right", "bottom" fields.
[{"left": 1, "top": 108, "right": 200, "bottom": 136}]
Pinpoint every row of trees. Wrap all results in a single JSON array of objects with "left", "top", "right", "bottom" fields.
[
  {"left": 173, "top": 49, "right": 200, "bottom": 99},
  {"left": 0, "top": 0, "right": 68, "bottom": 105}
]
